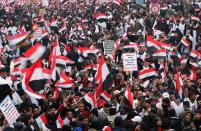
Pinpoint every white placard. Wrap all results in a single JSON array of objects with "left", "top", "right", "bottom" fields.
[
  {"left": 0, "top": 96, "right": 20, "bottom": 125},
  {"left": 123, "top": 53, "right": 138, "bottom": 71}
]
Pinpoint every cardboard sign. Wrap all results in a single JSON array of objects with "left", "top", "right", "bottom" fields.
[
  {"left": 123, "top": 53, "right": 138, "bottom": 71},
  {"left": 103, "top": 40, "right": 115, "bottom": 55},
  {"left": 0, "top": 96, "right": 20, "bottom": 125}
]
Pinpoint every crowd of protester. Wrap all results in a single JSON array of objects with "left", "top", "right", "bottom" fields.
[{"left": 0, "top": 0, "right": 201, "bottom": 130}]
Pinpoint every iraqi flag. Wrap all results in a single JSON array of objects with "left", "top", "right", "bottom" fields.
[
  {"left": 124, "top": 87, "right": 134, "bottom": 109},
  {"left": 140, "top": 80, "right": 150, "bottom": 88},
  {"left": 159, "top": 61, "right": 165, "bottom": 83},
  {"left": 100, "top": 90, "right": 112, "bottom": 102},
  {"left": 56, "top": 115, "right": 64, "bottom": 129},
  {"left": 50, "top": 18, "right": 59, "bottom": 30},
  {"left": 33, "top": 113, "right": 50, "bottom": 131},
  {"left": 112, "top": 0, "right": 121, "bottom": 6},
  {"left": 21, "top": 59, "right": 51, "bottom": 99},
  {"left": 33, "top": 113, "right": 64, "bottom": 130},
  {"left": 191, "top": 15, "right": 200, "bottom": 22},
  {"left": 7, "top": 31, "right": 31, "bottom": 47},
  {"left": 115, "top": 39, "right": 121, "bottom": 50},
  {"left": 138, "top": 68, "right": 157, "bottom": 81},
  {"left": 95, "top": 54, "right": 112, "bottom": 98},
  {"left": 23, "top": 43, "right": 46, "bottom": 64},
  {"left": 190, "top": 50, "right": 201, "bottom": 60},
  {"left": 161, "top": 43, "right": 172, "bottom": 51},
  {"left": 59, "top": 22, "right": 67, "bottom": 33},
  {"left": 83, "top": 64, "right": 98, "bottom": 71},
  {"left": 147, "top": 35, "right": 162, "bottom": 52},
  {"left": 94, "top": 13, "right": 108, "bottom": 21},
  {"left": 56, "top": 56, "right": 74, "bottom": 68},
  {"left": 83, "top": 92, "right": 97, "bottom": 110},
  {"left": 97, "top": 90, "right": 112, "bottom": 107},
  {"left": 188, "top": 67, "right": 197, "bottom": 81},
  {"left": 78, "top": 47, "right": 99, "bottom": 57},
  {"left": 176, "top": 52, "right": 187, "bottom": 64},
  {"left": 123, "top": 42, "right": 139, "bottom": 52},
  {"left": 175, "top": 71, "right": 184, "bottom": 100},
  {"left": 180, "top": 37, "right": 191, "bottom": 47},
  {"left": 55, "top": 71, "right": 74, "bottom": 89},
  {"left": 153, "top": 49, "right": 167, "bottom": 59},
  {"left": 40, "top": 29, "right": 49, "bottom": 40},
  {"left": 49, "top": 40, "right": 58, "bottom": 81}
]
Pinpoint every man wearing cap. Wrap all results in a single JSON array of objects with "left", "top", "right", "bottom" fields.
[{"left": 156, "top": 92, "right": 179, "bottom": 116}]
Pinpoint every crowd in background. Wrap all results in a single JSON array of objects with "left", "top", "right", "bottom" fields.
[{"left": 0, "top": 0, "right": 201, "bottom": 130}]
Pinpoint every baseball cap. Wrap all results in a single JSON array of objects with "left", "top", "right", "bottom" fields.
[
  {"left": 162, "top": 92, "right": 170, "bottom": 99},
  {"left": 131, "top": 116, "right": 142, "bottom": 123}
]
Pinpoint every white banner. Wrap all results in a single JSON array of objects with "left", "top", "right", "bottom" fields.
[
  {"left": 123, "top": 53, "right": 138, "bottom": 71},
  {"left": 0, "top": 96, "right": 20, "bottom": 125}
]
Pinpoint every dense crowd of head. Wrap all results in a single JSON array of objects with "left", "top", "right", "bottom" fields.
[{"left": 0, "top": 0, "right": 201, "bottom": 131}]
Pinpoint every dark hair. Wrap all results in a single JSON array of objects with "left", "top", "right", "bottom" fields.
[{"left": 114, "top": 116, "right": 124, "bottom": 127}]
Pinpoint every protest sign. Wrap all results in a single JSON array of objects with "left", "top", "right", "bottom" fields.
[
  {"left": 103, "top": 40, "right": 115, "bottom": 55},
  {"left": 123, "top": 53, "right": 138, "bottom": 71},
  {"left": 0, "top": 96, "right": 20, "bottom": 125}
]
